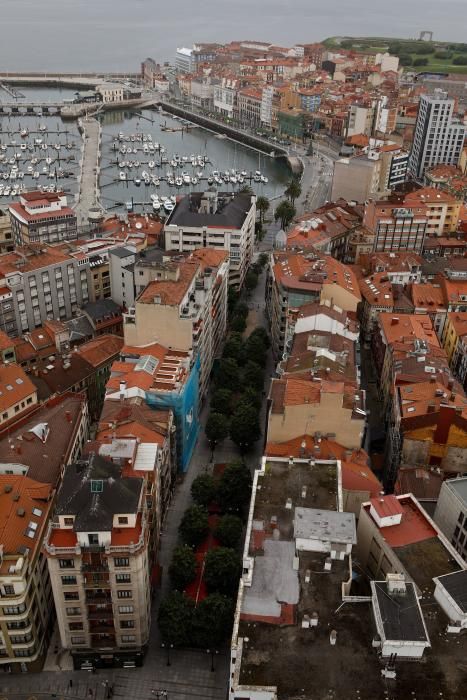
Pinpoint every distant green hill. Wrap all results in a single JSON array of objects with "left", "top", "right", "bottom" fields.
[{"left": 323, "top": 36, "right": 467, "bottom": 74}]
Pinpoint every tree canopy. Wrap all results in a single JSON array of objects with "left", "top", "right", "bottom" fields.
[
  {"left": 215, "top": 514, "right": 244, "bottom": 549},
  {"left": 285, "top": 178, "right": 302, "bottom": 204},
  {"left": 169, "top": 545, "right": 197, "bottom": 591},
  {"left": 158, "top": 591, "right": 194, "bottom": 646},
  {"left": 205, "top": 412, "right": 230, "bottom": 453},
  {"left": 191, "top": 593, "right": 234, "bottom": 648},
  {"left": 217, "top": 461, "right": 253, "bottom": 514},
  {"left": 191, "top": 473, "right": 217, "bottom": 507},
  {"left": 274, "top": 199, "right": 296, "bottom": 229},
  {"left": 243, "top": 360, "right": 264, "bottom": 391},
  {"left": 215, "top": 357, "right": 240, "bottom": 390},
  {"left": 204, "top": 547, "right": 242, "bottom": 597},
  {"left": 179, "top": 505, "right": 209, "bottom": 548},
  {"left": 230, "top": 404, "right": 261, "bottom": 454},
  {"left": 210, "top": 387, "right": 233, "bottom": 415},
  {"left": 256, "top": 195, "right": 270, "bottom": 224}
]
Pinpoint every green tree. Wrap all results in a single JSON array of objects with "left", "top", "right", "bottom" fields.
[
  {"left": 237, "top": 386, "right": 262, "bottom": 412},
  {"left": 210, "top": 387, "right": 233, "bottom": 415},
  {"left": 216, "top": 357, "right": 240, "bottom": 390},
  {"left": 239, "top": 184, "right": 254, "bottom": 195},
  {"left": 227, "top": 286, "right": 239, "bottom": 315},
  {"left": 245, "top": 270, "right": 258, "bottom": 294},
  {"left": 274, "top": 199, "right": 296, "bottom": 229},
  {"left": 413, "top": 57, "right": 429, "bottom": 67},
  {"left": 434, "top": 50, "right": 452, "bottom": 59},
  {"left": 249, "top": 326, "right": 270, "bottom": 349},
  {"left": 258, "top": 253, "right": 269, "bottom": 269},
  {"left": 243, "top": 360, "right": 264, "bottom": 391},
  {"left": 230, "top": 405, "right": 261, "bottom": 454},
  {"left": 205, "top": 412, "right": 229, "bottom": 455},
  {"left": 215, "top": 514, "right": 244, "bottom": 549},
  {"left": 230, "top": 315, "right": 247, "bottom": 333},
  {"left": 256, "top": 195, "right": 270, "bottom": 224},
  {"left": 158, "top": 591, "right": 194, "bottom": 646},
  {"left": 218, "top": 461, "right": 253, "bottom": 514},
  {"left": 169, "top": 545, "right": 197, "bottom": 591},
  {"left": 285, "top": 178, "right": 302, "bottom": 205},
  {"left": 234, "top": 302, "right": 249, "bottom": 320},
  {"left": 415, "top": 43, "right": 435, "bottom": 54},
  {"left": 191, "top": 474, "right": 217, "bottom": 507},
  {"left": 453, "top": 55, "right": 467, "bottom": 65},
  {"left": 191, "top": 593, "right": 234, "bottom": 648},
  {"left": 244, "top": 335, "right": 267, "bottom": 367},
  {"left": 179, "top": 505, "right": 209, "bottom": 548},
  {"left": 399, "top": 54, "right": 413, "bottom": 66},
  {"left": 204, "top": 547, "right": 242, "bottom": 597},
  {"left": 222, "top": 333, "right": 244, "bottom": 360}
]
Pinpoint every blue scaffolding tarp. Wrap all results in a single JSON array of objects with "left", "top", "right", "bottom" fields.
[{"left": 145, "top": 356, "right": 200, "bottom": 472}]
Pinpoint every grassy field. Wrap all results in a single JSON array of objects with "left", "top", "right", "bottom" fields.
[{"left": 324, "top": 36, "right": 467, "bottom": 74}]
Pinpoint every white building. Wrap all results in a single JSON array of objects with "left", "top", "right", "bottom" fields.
[
  {"left": 409, "top": 91, "right": 465, "bottom": 180},
  {"left": 434, "top": 477, "right": 467, "bottom": 562},
  {"left": 175, "top": 47, "right": 194, "bottom": 73},
  {"left": 260, "top": 86, "right": 274, "bottom": 127},
  {"left": 44, "top": 453, "right": 151, "bottom": 670},
  {"left": 109, "top": 246, "right": 137, "bottom": 309},
  {"left": 164, "top": 191, "right": 256, "bottom": 288},
  {"left": 96, "top": 83, "right": 124, "bottom": 103}
]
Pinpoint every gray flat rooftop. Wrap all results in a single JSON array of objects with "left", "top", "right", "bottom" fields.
[
  {"left": 242, "top": 539, "right": 299, "bottom": 618},
  {"left": 436, "top": 570, "right": 467, "bottom": 613},
  {"left": 372, "top": 580, "right": 429, "bottom": 643},
  {"left": 166, "top": 191, "right": 253, "bottom": 229},
  {"left": 445, "top": 477, "right": 467, "bottom": 506},
  {"left": 294, "top": 506, "right": 356, "bottom": 545}
]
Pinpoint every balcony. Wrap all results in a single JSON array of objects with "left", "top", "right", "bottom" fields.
[
  {"left": 85, "top": 592, "right": 112, "bottom": 605},
  {"left": 89, "top": 623, "right": 115, "bottom": 634},
  {"left": 91, "top": 635, "right": 116, "bottom": 649},
  {"left": 81, "top": 562, "right": 109, "bottom": 573},
  {"left": 87, "top": 609, "right": 113, "bottom": 620},
  {"left": 83, "top": 577, "right": 111, "bottom": 589}
]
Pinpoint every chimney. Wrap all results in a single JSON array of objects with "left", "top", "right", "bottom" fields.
[
  {"left": 427, "top": 403, "right": 436, "bottom": 413},
  {"left": 119, "top": 380, "right": 127, "bottom": 401},
  {"left": 16, "top": 444, "right": 22, "bottom": 455},
  {"left": 450, "top": 392, "right": 456, "bottom": 402},
  {"left": 65, "top": 410, "right": 72, "bottom": 423},
  {"left": 429, "top": 375, "right": 436, "bottom": 384},
  {"left": 447, "top": 378, "right": 454, "bottom": 390},
  {"left": 391, "top": 317, "right": 399, "bottom": 325}
]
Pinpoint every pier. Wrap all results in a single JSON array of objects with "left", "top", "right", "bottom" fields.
[{"left": 74, "top": 117, "right": 103, "bottom": 225}]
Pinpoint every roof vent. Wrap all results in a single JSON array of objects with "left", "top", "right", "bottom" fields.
[
  {"left": 4, "top": 485, "right": 13, "bottom": 494},
  {"left": 12, "top": 493, "right": 20, "bottom": 502},
  {"left": 16, "top": 508, "right": 25, "bottom": 517}
]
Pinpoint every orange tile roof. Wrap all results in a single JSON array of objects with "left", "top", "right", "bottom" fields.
[
  {"left": 0, "top": 474, "right": 52, "bottom": 555},
  {"left": 409, "top": 283, "right": 446, "bottom": 310},
  {"left": 364, "top": 497, "right": 437, "bottom": 548},
  {"left": 0, "top": 245, "right": 72, "bottom": 275},
  {"left": 137, "top": 260, "right": 199, "bottom": 306},
  {"left": 0, "top": 330, "right": 14, "bottom": 352},
  {"left": 189, "top": 248, "right": 229, "bottom": 269},
  {"left": 0, "top": 364, "right": 37, "bottom": 413},
  {"left": 379, "top": 314, "right": 439, "bottom": 347},
  {"left": 273, "top": 251, "right": 360, "bottom": 299},
  {"left": 77, "top": 334, "right": 124, "bottom": 367},
  {"left": 404, "top": 186, "right": 459, "bottom": 206},
  {"left": 399, "top": 380, "right": 467, "bottom": 420},
  {"left": 359, "top": 271, "right": 394, "bottom": 306}
]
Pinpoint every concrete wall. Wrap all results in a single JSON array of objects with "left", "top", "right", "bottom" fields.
[
  {"left": 320, "top": 285, "right": 360, "bottom": 314},
  {"left": 267, "top": 391, "right": 364, "bottom": 449},
  {"left": 124, "top": 303, "right": 193, "bottom": 350}
]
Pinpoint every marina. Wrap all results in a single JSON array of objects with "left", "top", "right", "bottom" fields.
[{"left": 0, "top": 87, "right": 290, "bottom": 215}]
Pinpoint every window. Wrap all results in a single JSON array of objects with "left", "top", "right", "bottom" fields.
[
  {"left": 118, "top": 605, "right": 134, "bottom": 614},
  {"left": 120, "top": 619, "right": 134, "bottom": 629},
  {"left": 117, "top": 590, "right": 132, "bottom": 599},
  {"left": 3, "top": 604, "right": 26, "bottom": 615},
  {"left": 66, "top": 607, "right": 81, "bottom": 616},
  {"left": 114, "top": 557, "right": 129, "bottom": 568},
  {"left": 61, "top": 576, "right": 77, "bottom": 586},
  {"left": 64, "top": 592, "right": 79, "bottom": 601},
  {"left": 3, "top": 585, "right": 15, "bottom": 595},
  {"left": 116, "top": 574, "right": 131, "bottom": 584},
  {"left": 458, "top": 513, "right": 465, "bottom": 527},
  {"left": 15, "top": 648, "right": 34, "bottom": 658},
  {"left": 64, "top": 517, "right": 74, "bottom": 526},
  {"left": 118, "top": 516, "right": 128, "bottom": 525},
  {"left": 121, "top": 635, "right": 136, "bottom": 643},
  {"left": 71, "top": 636, "right": 85, "bottom": 645},
  {"left": 88, "top": 534, "right": 99, "bottom": 545},
  {"left": 69, "top": 622, "right": 83, "bottom": 631},
  {"left": 59, "top": 559, "right": 74, "bottom": 569},
  {"left": 10, "top": 633, "right": 33, "bottom": 645}
]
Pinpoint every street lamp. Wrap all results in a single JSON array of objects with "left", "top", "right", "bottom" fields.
[
  {"left": 206, "top": 648, "right": 219, "bottom": 672},
  {"left": 161, "top": 642, "right": 173, "bottom": 666},
  {"left": 151, "top": 691, "right": 168, "bottom": 699}
]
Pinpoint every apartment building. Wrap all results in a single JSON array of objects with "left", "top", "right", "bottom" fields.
[
  {"left": 44, "top": 453, "right": 150, "bottom": 669},
  {"left": 265, "top": 250, "right": 361, "bottom": 358},
  {"left": 0, "top": 394, "right": 89, "bottom": 673},
  {"left": 442, "top": 312, "right": 467, "bottom": 389},
  {"left": 0, "top": 207, "right": 14, "bottom": 253},
  {"left": 403, "top": 187, "right": 461, "bottom": 238},
  {"left": 0, "top": 245, "right": 89, "bottom": 336},
  {"left": 434, "top": 478, "right": 467, "bottom": 563},
  {"left": 409, "top": 91, "right": 465, "bottom": 180},
  {"left": 363, "top": 197, "right": 428, "bottom": 254},
  {"left": 164, "top": 191, "right": 255, "bottom": 288},
  {"left": 96, "top": 84, "right": 124, "bottom": 103},
  {"left": 287, "top": 200, "right": 362, "bottom": 260},
  {"left": 237, "top": 88, "right": 262, "bottom": 128},
  {"left": 9, "top": 192, "right": 77, "bottom": 246},
  {"left": 123, "top": 250, "right": 228, "bottom": 399},
  {"left": 0, "top": 363, "right": 38, "bottom": 432}
]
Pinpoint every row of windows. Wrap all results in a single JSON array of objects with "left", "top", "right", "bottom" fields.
[
  {"left": 61, "top": 573, "right": 131, "bottom": 586},
  {"left": 59, "top": 557, "right": 130, "bottom": 569}
]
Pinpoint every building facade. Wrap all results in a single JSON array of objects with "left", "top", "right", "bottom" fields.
[{"left": 9, "top": 192, "right": 77, "bottom": 246}]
